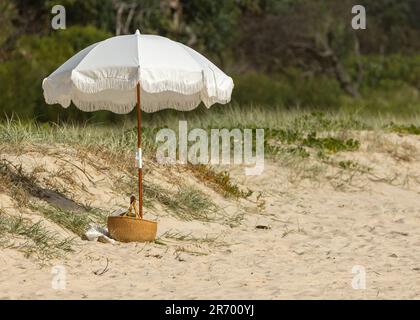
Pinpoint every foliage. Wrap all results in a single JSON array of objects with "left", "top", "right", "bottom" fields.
[
  {"left": 0, "top": 1, "right": 419, "bottom": 122},
  {"left": 385, "top": 123, "right": 420, "bottom": 135},
  {"left": 302, "top": 133, "right": 360, "bottom": 153},
  {"left": 232, "top": 71, "right": 343, "bottom": 108},
  {"left": 188, "top": 164, "right": 252, "bottom": 198},
  {"left": 0, "top": 26, "right": 111, "bottom": 121}
]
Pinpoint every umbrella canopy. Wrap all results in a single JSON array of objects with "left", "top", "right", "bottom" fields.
[{"left": 42, "top": 29, "right": 234, "bottom": 113}]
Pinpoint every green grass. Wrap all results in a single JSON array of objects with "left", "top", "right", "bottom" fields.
[
  {"left": 188, "top": 164, "right": 252, "bottom": 198},
  {"left": 2, "top": 111, "right": 420, "bottom": 186},
  {"left": 2, "top": 110, "right": 420, "bottom": 153},
  {"left": 302, "top": 133, "right": 360, "bottom": 154},
  {"left": 144, "top": 182, "right": 219, "bottom": 222},
  {"left": 31, "top": 203, "right": 107, "bottom": 237},
  {"left": 385, "top": 123, "right": 420, "bottom": 135},
  {"left": 263, "top": 113, "right": 362, "bottom": 160},
  {"left": 267, "top": 130, "right": 360, "bottom": 154},
  {"left": 142, "top": 105, "right": 420, "bottom": 133},
  {"left": 0, "top": 213, "right": 74, "bottom": 260},
  {"left": 172, "top": 187, "right": 218, "bottom": 221},
  {"left": 3, "top": 102, "right": 420, "bottom": 264},
  {"left": 3, "top": 108, "right": 420, "bottom": 235},
  {"left": 0, "top": 117, "right": 157, "bottom": 158}
]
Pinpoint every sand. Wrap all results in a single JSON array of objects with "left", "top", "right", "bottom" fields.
[{"left": 1, "top": 132, "right": 420, "bottom": 299}]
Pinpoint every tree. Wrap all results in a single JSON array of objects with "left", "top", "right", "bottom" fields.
[
  {"left": 237, "top": 0, "right": 365, "bottom": 96},
  {"left": 0, "top": 0, "right": 17, "bottom": 60}
]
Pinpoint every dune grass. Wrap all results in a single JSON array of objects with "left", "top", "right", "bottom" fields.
[
  {"left": 188, "top": 164, "right": 252, "bottom": 198},
  {"left": 2, "top": 108, "right": 420, "bottom": 159},
  {"left": 142, "top": 104, "right": 420, "bottom": 132},
  {"left": 4, "top": 104, "right": 420, "bottom": 150},
  {"left": 2, "top": 109, "right": 420, "bottom": 198},
  {"left": 144, "top": 182, "right": 219, "bottom": 222},
  {"left": 0, "top": 212, "right": 74, "bottom": 260},
  {"left": 31, "top": 203, "right": 107, "bottom": 237},
  {"left": 2, "top": 107, "right": 420, "bottom": 249},
  {"left": 3, "top": 103, "right": 420, "bottom": 266},
  {"left": 385, "top": 123, "right": 420, "bottom": 135}
]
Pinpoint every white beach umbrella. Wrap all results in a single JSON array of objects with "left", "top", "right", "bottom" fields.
[{"left": 42, "top": 29, "right": 234, "bottom": 224}]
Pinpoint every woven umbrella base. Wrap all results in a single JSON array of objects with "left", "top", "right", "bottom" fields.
[{"left": 107, "top": 216, "right": 157, "bottom": 242}]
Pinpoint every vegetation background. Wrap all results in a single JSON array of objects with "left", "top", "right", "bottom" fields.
[{"left": 0, "top": 0, "right": 419, "bottom": 124}]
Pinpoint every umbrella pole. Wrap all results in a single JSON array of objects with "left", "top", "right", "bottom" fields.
[{"left": 136, "top": 82, "right": 143, "bottom": 219}]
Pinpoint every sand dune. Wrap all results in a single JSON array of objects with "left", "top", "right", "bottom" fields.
[{"left": 1, "top": 132, "right": 420, "bottom": 299}]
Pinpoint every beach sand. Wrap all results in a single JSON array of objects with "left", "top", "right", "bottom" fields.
[{"left": 1, "top": 132, "right": 420, "bottom": 299}]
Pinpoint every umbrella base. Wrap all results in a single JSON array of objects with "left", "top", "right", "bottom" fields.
[{"left": 107, "top": 216, "right": 157, "bottom": 242}]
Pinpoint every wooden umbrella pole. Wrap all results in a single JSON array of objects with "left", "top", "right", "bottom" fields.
[{"left": 136, "top": 82, "right": 143, "bottom": 219}]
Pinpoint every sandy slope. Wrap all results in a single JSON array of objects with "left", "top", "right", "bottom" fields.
[{"left": 1, "top": 132, "right": 420, "bottom": 299}]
